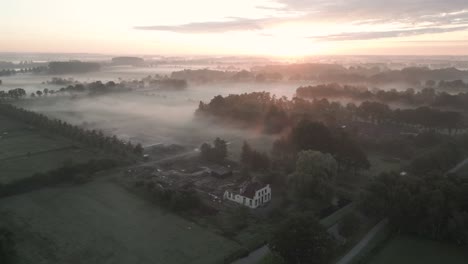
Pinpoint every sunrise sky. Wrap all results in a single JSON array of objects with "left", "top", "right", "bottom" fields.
[{"left": 2, "top": 0, "right": 468, "bottom": 56}]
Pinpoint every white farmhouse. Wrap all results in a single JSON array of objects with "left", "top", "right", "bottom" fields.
[{"left": 223, "top": 182, "right": 271, "bottom": 209}]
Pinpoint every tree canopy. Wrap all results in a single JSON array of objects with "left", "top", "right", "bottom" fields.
[
  {"left": 200, "top": 138, "right": 228, "bottom": 163},
  {"left": 269, "top": 213, "right": 335, "bottom": 264},
  {"left": 290, "top": 150, "right": 337, "bottom": 202},
  {"left": 360, "top": 172, "right": 468, "bottom": 245}
]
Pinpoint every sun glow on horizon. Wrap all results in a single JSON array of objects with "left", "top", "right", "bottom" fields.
[{"left": 1, "top": 0, "right": 468, "bottom": 56}]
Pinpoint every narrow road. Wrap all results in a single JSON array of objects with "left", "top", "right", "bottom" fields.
[{"left": 335, "top": 218, "right": 389, "bottom": 264}]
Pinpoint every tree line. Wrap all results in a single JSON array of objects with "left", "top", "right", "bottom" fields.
[
  {"left": 296, "top": 83, "right": 468, "bottom": 111},
  {"left": 48, "top": 61, "right": 100, "bottom": 74},
  {"left": 197, "top": 92, "right": 466, "bottom": 135},
  {"left": 0, "top": 88, "right": 27, "bottom": 100},
  {"left": 0, "top": 159, "right": 122, "bottom": 198},
  {"left": 272, "top": 119, "right": 370, "bottom": 176},
  {"left": 170, "top": 69, "right": 283, "bottom": 83},
  {"left": 254, "top": 63, "right": 468, "bottom": 84},
  {"left": 0, "top": 67, "right": 45, "bottom": 77},
  {"left": 361, "top": 171, "right": 468, "bottom": 246},
  {"left": 0, "top": 103, "right": 143, "bottom": 158}
]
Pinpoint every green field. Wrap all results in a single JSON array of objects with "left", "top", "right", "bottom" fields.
[
  {"left": 0, "top": 148, "right": 99, "bottom": 183},
  {"left": 368, "top": 235, "right": 468, "bottom": 264},
  {"left": 366, "top": 153, "right": 402, "bottom": 177},
  {"left": 0, "top": 116, "right": 103, "bottom": 184},
  {"left": 0, "top": 180, "right": 241, "bottom": 264}
]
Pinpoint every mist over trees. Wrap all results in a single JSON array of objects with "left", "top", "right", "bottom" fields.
[
  {"left": 0, "top": 103, "right": 143, "bottom": 158},
  {"left": 297, "top": 83, "right": 468, "bottom": 111},
  {"left": 197, "top": 92, "right": 466, "bottom": 137},
  {"left": 253, "top": 63, "right": 468, "bottom": 84},
  {"left": 111, "top": 57, "right": 145, "bottom": 66},
  {"left": 48, "top": 61, "right": 101, "bottom": 74},
  {"left": 0, "top": 88, "right": 26, "bottom": 100},
  {"left": 200, "top": 138, "right": 228, "bottom": 163}
]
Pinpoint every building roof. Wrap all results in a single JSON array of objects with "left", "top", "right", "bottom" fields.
[{"left": 239, "top": 181, "right": 268, "bottom": 199}]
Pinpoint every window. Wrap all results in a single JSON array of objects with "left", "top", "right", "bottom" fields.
[{"left": 249, "top": 200, "right": 252, "bottom": 206}]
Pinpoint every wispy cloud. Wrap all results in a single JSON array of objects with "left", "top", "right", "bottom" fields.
[
  {"left": 135, "top": 18, "right": 267, "bottom": 33},
  {"left": 275, "top": 0, "right": 468, "bottom": 21},
  {"left": 316, "top": 26, "right": 468, "bottom": 41},
  {"left": 135, "top": 0, "right": 468, "bottom": 41}
]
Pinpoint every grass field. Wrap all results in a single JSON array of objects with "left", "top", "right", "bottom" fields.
[
  {"left": 0, "top": 148, "right": 98, "bottom": 183},
  {"left": 366, "top": 153, "right": 402, "bottom": 177},
  {"left": 368, "top": 235, "right": 468, "bottom": 264},
  {"left": 0, "top": 179, "right": 242, "bottom": 264},
  {"left": 0, "top": 116, "right": 104, "bottom": 184}
]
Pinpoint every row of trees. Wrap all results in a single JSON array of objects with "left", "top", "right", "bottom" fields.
[
  {"left": 0, "top": 67, "right": 45, "bottom": 77},
  {"left": 170, "top": 68, "right": 283, "bottom": 83},
  {"left": 296, "top": 83, "right": 468, "bottom": 111},
  {"left": 48, "top": 61, "right": 100, "bottom": 74},
  {"left": 0, "top": 103, "right": 143, "bottom": 158},
  {"left": 363, "top": 102, "right": 463, "bottom": 132},
  {"left": 254, "top": 64, "right": 468, "bottom": 84},
  {"left": 197, "top": 92, "right": 466, "bottom": 135},
  {"left": 0, "top": 159, "right": 121, "bottom": 198},
  {"left": 0, "top": 88, "right": 26, "bottom": 100}
]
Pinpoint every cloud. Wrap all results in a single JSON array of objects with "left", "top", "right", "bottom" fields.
[
  {"left": 275, "top": 0, "right": 468, "bottom": 21},
  {"left": 135, "top": 0, "right": 468, "bottom": 41},
  {"left": 315, "top": 26, "right": 468, "bottom": 41},
  {"left": 135, "top": 18, "right": 266, "bottom": 33}
]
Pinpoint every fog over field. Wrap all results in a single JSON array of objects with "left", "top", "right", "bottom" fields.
[
  {"left": 4, "top": 0, "right": 468, "bottom": 263},
  {"left": 9, "top": 69, "right": 307, "bottom": 156}
]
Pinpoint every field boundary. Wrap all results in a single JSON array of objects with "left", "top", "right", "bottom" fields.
[
  {"left": 320, "top": 202, "right": 355, "bottom": 228},
  {"left": 335, "top": 218, "right": 390, "bottom": 264},
  {"left": 0, "top": 145, "right": 77, "bottom": 162}
]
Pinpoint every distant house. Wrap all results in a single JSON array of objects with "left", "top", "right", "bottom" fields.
[
  {"left": 208, "top": 165, "right": 232, "bottom": 178},
  {"left": 223, "top": 182, "right": 271, "bottom": 209}
]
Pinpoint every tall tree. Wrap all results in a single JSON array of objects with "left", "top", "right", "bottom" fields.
[
  {"left": 290, "top": 150, "right": 337, "bottom": 202},
  {"left": 270, "top": 213, "right": 335, "bottom": 264},
  {"left": 290, "top": 120, "right": 334, "bottom": 154}
]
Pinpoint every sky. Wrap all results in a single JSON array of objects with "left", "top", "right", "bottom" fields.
[{"left": 1, "top": 0, "right": 468, "bottom": 57}]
